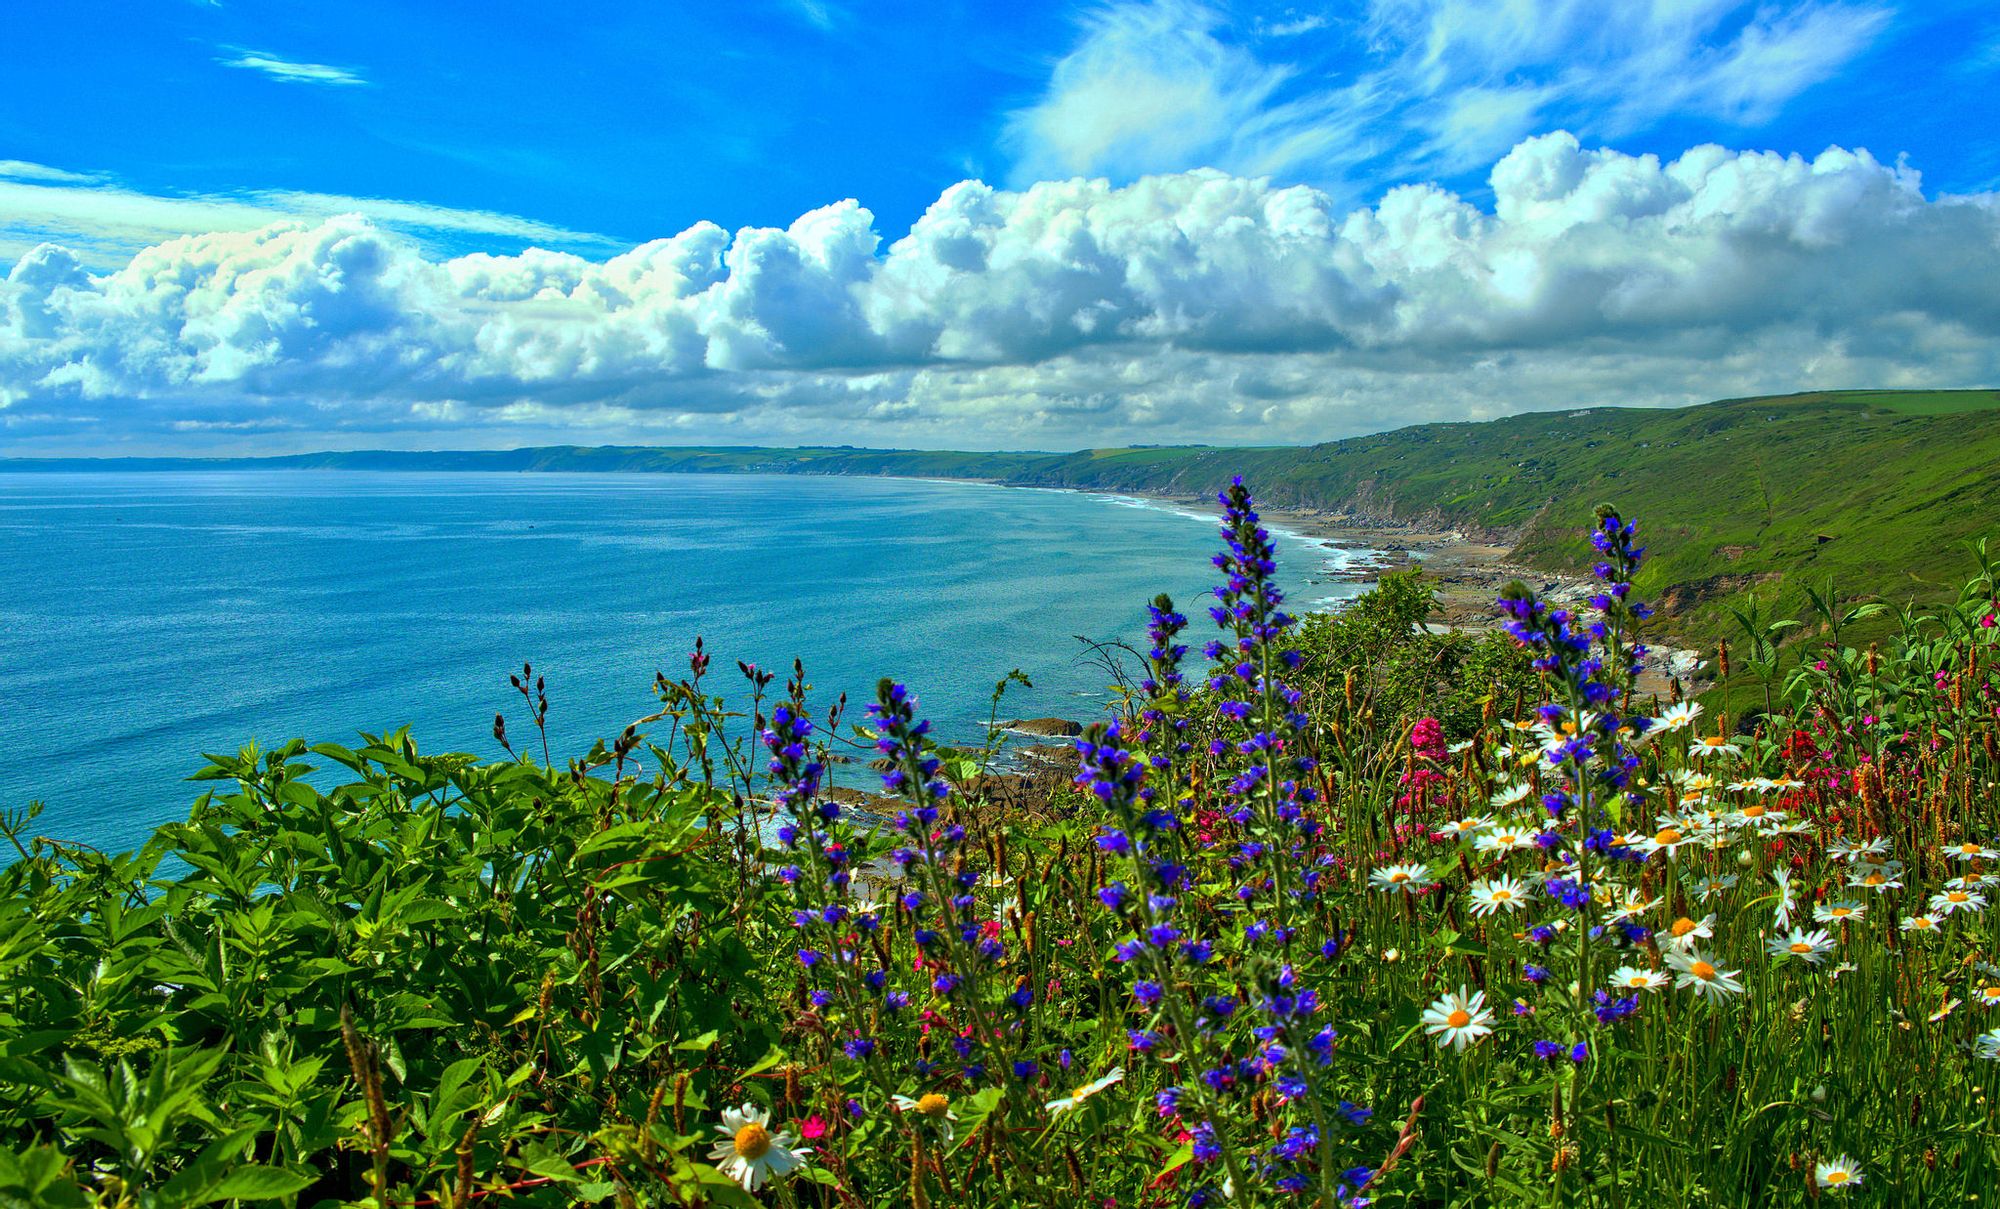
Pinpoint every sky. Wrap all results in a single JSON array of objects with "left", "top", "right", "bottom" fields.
[{"left": 3, "top": 0, "right": 1998, "bottom": 455}]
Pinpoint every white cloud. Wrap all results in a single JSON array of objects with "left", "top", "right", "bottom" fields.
[
  {"left": 0, "top": 160, "right": 107, "bottom": 185},
  {"left": 0, "top": 169, "right": 625, "bottom": 269},
  {"left": 4, "top": 134, "right": 1997, "bottom": 451},
  {"left": 216, "top": 48, "right": 368, "bottom": 87},
  {"left": 1003, "top": 0, "right": 1895, "bottom": 192}
]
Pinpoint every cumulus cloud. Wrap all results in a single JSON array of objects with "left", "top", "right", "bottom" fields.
[
  {"left": 4, "top": 133, "right": 1998, "bottom": 451},
  {"left": 1003, "top": 0, "right": 1894, "bottom": 191}
]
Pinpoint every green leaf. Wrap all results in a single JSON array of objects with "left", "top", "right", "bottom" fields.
[
  {"left": 948, "top": 1087, "right": 1005, "bottom": 1153},
  {"left": 206, "top": 1165, "right": 312, "bottom": 1202}
]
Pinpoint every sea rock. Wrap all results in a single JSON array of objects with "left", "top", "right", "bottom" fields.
[{"left": 1004, "top": 717, "right": 1083, "bottom": 737}]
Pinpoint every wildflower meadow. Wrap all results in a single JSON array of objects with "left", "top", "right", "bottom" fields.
[{"left": 2, "top": 480, "right": 1997, "bottom": 1207}]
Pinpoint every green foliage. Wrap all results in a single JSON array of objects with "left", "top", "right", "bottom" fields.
[
  {"left": 0, "top": 722, "right": 769, "bottom": 1207},
  {"left": 1295, "top": 570, "right": 1542, "bottom": 736}
]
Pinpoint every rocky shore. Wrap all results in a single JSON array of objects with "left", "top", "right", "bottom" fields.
[{"left": 1110, "top": 492, "right": 1710, "bottom": 698}]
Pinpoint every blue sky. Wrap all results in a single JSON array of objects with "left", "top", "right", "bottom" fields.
[{"left": 4, "top": 0, "right": 1999, "bottom": 453}]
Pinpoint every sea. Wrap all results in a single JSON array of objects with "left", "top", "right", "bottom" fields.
[{"left": 0, "top": 471, "right": 1376, "bottom": 855}]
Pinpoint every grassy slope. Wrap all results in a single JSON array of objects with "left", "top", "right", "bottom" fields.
[
  {"left": 10, "top": 389, "right": 1998, "bottom": 641},
  {"left": 981, "top": 390, "right": 2000, "bottom": 640}
]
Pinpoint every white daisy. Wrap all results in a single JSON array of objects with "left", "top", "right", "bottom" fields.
[
  {"left": 1975, "top": 985, "right": 2000, "bottom": 1011},
  {"left": 1945, "top": 839, "right": 2000, "bottom": 863},
  {"left": 1813, "top": 1155, "right": 1863, "bottom": 1192},
  {"left": 1637, "top": 822, "right": 1695, "bottom": 858},
  {"left": 1847, "top": 864, "right": 1903, "bottom": 892},
  {"left": 1728, "top": 802, "right": 1785, "bottom": 829},
  {"left": 1475, "top": 824, "right": 1540, "bottom": 855},
  {"left": 1607, "top": 890, "right": 1661, "bottom": 923},
  {"left": 1930, "top": 888, "right": 1988, "bottom": 916},
  {"left": 1814, "top": 901, "right": 1867, "bottom": 925},
  {"left": 1766, "top": 927, "right": 1837, "bottom": 966},
  {"left": 1489, "top": 781, "right": 1534, "bottom": 809},
  {"left": 1421, "top": 986, "right": 1495, "bottom": 1052},
  {"left": 1662, "top": 913, "right": 1715, "bottom": 950},
  {"left": 1900, "top": 913, "right": 1943, "bottom": 937},
  {"left": 708, "top": 1103, "right": 811, "bottom": 1192},
  {"left": 1830, "top": 837, "right": 1891, "bottom": 864},
  {"left": 1688, "top": 735, "right": 1742, "bottom": 761},
  {"left": 1046, "top": 1067, "right": 1125, "bottom": 1116},
  {"left": 1438, "top": 815, "right": 1494, "bottom": 838},
  {"left": 1467, "top": 875, "right": 1531, "bottom": 916},
  {"left": 1978, "top": 1028, "right": 2000, "bottom": 1061},
  {"left": 1653, "top": 702, "right": 1702, "bottom": 732},
  {"left": 892, "top": 1093, "right": 959, "bottom": 1142},
  {"left": 1773, "top": 868, "right": 1797, "bottom": 928},
  {"left": 1665, "top": 946, "right": 1745, "bottom": 1001},
  {"left": 1692, "top": 874, "right": 1739, "bottom": 902},
  {"left": 1369, "top": 863, "right": 1434, "bottom": 895},
  {"left": 1608, "top": 965, "right": 1670, "bottom": 993}
]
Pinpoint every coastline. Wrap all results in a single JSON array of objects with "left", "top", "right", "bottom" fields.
[{"left": 1070, "top": 487, "right": 1710, "bottom": 698}]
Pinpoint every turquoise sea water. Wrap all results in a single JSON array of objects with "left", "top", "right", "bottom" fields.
[{"left": 0, "top": 471, "right": 1372, "bottom": 854}]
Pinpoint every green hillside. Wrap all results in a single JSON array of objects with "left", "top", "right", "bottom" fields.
[{"left": 11, "top": 388, "right": 1999, "bottom": 642}]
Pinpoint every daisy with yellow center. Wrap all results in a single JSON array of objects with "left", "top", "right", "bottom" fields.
[
  {"left": 1476, "top": 826, "right": 1536, "bottom": 855},
  {"left": 1831, "top": 837, "right": 1890, "bottom": 863},
  {"left": 1608, "top": 965, "right": 1670, "bottom": 993},
  {"left": 1814, "top": 901, "right": 1866, "bottom": 925},
  {"left": 1730, "top": 802, "right": 1780, "bottom": 828},
  {"left": 1665, "top": 946, "right": 1745, "bottom": 1001},
  {"left": 1607, "top": 890, "right": 1661, "bottom": 923},
  {"left": 708, "top": 1103, "right": 811, "bottom": 1192},
  {"left": 1441, "top": 815, "right": 1494, "bottom": 837},
  {"left": 1929, "top": 888, "right": 1988, "bottom": 916},
  {"left": 1653, "top": 701, "right": 1702, "bottom": 732},
  {"left": 1046, "top": 1067, "right": 1125, "bottom": 1116},
  {"left": 1369, "top": 863, "right": 1434, "bottom": 894},
  {"left": 1847, "top": 866, "right": 1902, "bottom": 892},
  {"left": 1977, "top": 986, "right": 2000, "bottom": 1009},
  {"left": 1664, "top": 913, "right": 1715, "bottom": 949},
  {"left": 1688, "top": 735, "right": 1742, "bottom": 760},
  {"left": 1639, "top": 823, "right": 1692, "bottom": 858},
  {"left": 1900, "top": 913, "right": 1943, "bottom": 936},
  {"left": 1468, "top": 875, "right": 1529, "bottom": 916},
  {"left": 1947, "top": 840, "right": 1999, "bottom": 862},
  {"left": 1765, "top": 927, "right": 1836, "bottom": 966},
  {"left": 1490, "top": 782, "right": 1534, "bottom": 809},
  {"left": 1693, "top": 874, "right": 1738, "bottom": 902},
  {"left": 1421, "top": 987, "right": 1495, "bottom": 1052},
  {"left": 892, "top": 1092, "right": 959, "bottom": 1142},
  {"left": 1813, "top": 1156, "right": 1863, "bottom": 1191}
]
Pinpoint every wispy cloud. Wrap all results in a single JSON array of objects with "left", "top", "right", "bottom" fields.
[
  {"left": 0, "top": 165, "right": 621, "bottom": 267},
  {"left": 787, "top": 0, "right": 843, "bottom": 33},
  {"left": 216, "top": 47, "right": 368, "bottom": 87},
  {"left": 0, "top": 160, "right": 108, "bottom": 185},
  {"left": 1004, "top": 0, "right": 1896, "bottom": 192}
]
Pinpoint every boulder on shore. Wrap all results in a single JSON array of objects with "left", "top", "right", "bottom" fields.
[{"left": 1004, "top": 717, "right": 1083, "bottom": 737}]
